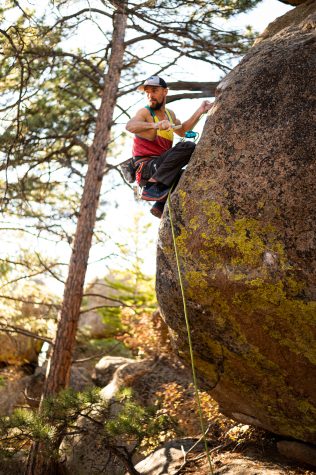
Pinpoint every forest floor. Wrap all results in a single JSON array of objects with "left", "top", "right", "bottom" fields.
[
  {"left": 0, "top": 306, "right": 315, "bottom": 475},
  {"left": 75, "top": 309, "right": 316, "bottom": 475}
]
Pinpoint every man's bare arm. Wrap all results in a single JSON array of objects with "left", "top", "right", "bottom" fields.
[
  {"left": 172, "top": 100, "right": 214, "bottom": 137},
  {"left": 125, "top": 108, "right": 157, "bottom": 140},
  {"left": 126, "top": 108, "right": 174, "bottom": 140}
]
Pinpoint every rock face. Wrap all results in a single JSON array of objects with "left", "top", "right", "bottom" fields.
[
  {"left": 277, "top": 440, "right": 316, "bottom": 467},
  {"left": 279, "top": 0, "right": 307, "bottom": 6},
  {"left": 157, "top": 0, "right": 316, "bottom": 444},
  {"left": 0, "top": 333, "right": 42, "bottom": 365}
]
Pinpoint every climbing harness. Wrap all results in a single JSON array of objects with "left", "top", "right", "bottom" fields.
[{"left": 168, "top": 189, "right": 214, "bottom": 475}]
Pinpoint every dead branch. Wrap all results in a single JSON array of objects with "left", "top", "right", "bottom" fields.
[
  {"left": 72, "top": 343, "right": 121, "bottom": 363},
  {"left": 0, "top": 321, "right": 53, "bottom": 345},
  {"left": 0, "top": 294, "right": 60, "bottom": 308}
]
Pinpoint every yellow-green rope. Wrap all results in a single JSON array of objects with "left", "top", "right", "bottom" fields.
[{"left": 167, "top": 191, "right": 214, "bottom": 475}]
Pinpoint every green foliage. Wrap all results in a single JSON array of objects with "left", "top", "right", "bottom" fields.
[
  {"left": 41, "top": 387, "right": 102, "bottom": 423},
  {"left": 0, "top": 386, "right": 171, "bottom": 465},
  {"left": 101, "top": 272, "right": 156, "bottom": 315},
  {"left": 0, "top": 387, "right": 101, "bottom": 460},
  {"left": 97, "top": 305, "right": 124, "bottom": 336},
  {"left": 105, "top": 389, "right": 169, "bottom": 447}
]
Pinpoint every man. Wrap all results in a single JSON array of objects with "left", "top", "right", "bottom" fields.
[{"left": 125, "top": 75, "right": 213, "bottom": 218}]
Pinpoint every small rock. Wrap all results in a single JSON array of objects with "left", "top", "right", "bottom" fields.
[
  {"left": 133, "top": 439, "right": 203, "bottom": 475},
  {"left": 277, "top": 440, "right": 316, "bottom": 467},
  {"left": 213, "top": 452, "right": 289, "bottom": 474},
  {"left": 93, "top": 355, "right": 134, "bottom": 387},
  {"left": 100, "top": 358, "right": 153, "bottom": 400}
]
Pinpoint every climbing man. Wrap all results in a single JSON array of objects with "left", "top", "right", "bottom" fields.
[{"left": 125, "top": 75, "right": 213, "bottom": 218}]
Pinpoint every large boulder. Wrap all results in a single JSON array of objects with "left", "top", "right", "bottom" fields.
[
  {"left": 157, "top": 0, "right": 316, "bottom": 444},
  {"left": 279, "top": 0, "right": 306, "bottom": 6},
  {"left": 0, "top": 333, "right": 42, "bottom": 365}
]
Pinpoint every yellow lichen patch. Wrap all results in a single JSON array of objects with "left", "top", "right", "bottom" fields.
[
  {"left": 185, "top": 271, "right": 208, "bottom": 295},
  {"left": 190, "top": 353, "right": 220, "bottom": 386},
  {"left": 175, "top": 196, "right": 288, "bottom": 282},
  {"left": 233, "top": 280, "right": 316, "bottom": 364},
  {"left": 217, "top": 352, "right": 316, "bottom": 436}
]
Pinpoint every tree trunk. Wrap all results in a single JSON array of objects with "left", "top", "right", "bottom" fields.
[
  {"left": 25, "top": 4, "right": 127, "bottom": 474},
  {"left": 43, "top": 2, "right": 127, "bottom": 399}
]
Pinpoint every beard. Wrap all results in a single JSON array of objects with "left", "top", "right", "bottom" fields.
[{"left": 149, "top": 99, "right": 164, "bottom": 110}]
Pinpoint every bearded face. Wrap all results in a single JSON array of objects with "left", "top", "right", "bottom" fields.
[
  {"left": 144, "top": 86, "right": 168, "bottom": 110},
  {"left": 149, "top": 98, "right": 164, "bottom": 110}
]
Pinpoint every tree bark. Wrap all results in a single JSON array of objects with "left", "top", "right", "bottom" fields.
[{"left": 25, "top": 3, "right": 128, "bottom": 475}]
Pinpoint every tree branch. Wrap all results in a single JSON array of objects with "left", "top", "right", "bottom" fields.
[{"left": 0, "top": 320, "right": 53, "bottom": 345}]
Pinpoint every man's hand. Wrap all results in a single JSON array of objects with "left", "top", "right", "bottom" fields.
[
  {"left": 199, "top": 100, "right": 213, "bottom": 115},
  {"left": 155, "top": 119, "right": 173, "bottom": 130}
]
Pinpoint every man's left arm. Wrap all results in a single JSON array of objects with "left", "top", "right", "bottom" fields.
[{"left": 172, "top": 100, "right": 213, "bottom": 137}]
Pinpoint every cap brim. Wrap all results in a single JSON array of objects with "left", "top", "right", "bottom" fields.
[{"left": 137, "top": 83, "right": 166, "bottom": 91}]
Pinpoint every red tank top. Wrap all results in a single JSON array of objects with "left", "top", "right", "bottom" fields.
[{"left": 132, "top": 108, "right": 174, "bottom": 157}]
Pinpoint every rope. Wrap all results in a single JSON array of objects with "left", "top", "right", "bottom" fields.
[{"left": 167, "top": 191, "right": 214, "bottom": 475}]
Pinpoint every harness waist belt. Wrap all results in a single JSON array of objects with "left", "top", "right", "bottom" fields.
[{"left": 132, "top": 155, "right": 159, "bottom": 167}]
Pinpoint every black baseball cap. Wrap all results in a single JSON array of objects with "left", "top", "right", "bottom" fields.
[{"left": 137, "top": 75, "right": 168, "bottom": 91}]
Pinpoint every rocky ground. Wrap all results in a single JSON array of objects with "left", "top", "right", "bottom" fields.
[
  {"left": 0, "top": 309, "right": 315, "bottom": 474},
  {"left": 75, "top": 311, "right": 316, "bottom": 475}
]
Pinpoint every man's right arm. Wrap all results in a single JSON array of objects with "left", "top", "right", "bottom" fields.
[
  {"left": 126, "top": 108, "right": 173, "bottom": 140},
  {"left": 126, "top": 108, "right": 157, "bottom": 140}
]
